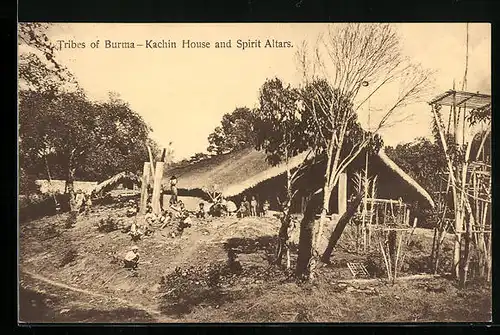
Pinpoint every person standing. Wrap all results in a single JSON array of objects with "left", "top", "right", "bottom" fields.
[
  {"left": 239, "top": 196, "right": 250, "bottom": 218},
  {"left": 74, "top": 189, "right": 86, "bottom": 213},
  {"left": 250, "top": 196, "right": 258, "bottom": 216},
  {"left": 169, "top": 175, "right": 178, "bottom": 206}
]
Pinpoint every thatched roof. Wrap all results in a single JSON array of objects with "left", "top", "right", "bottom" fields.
[
  {"left": 165, "top": 147, "right": 435, "bottom": 208},
  {"left": 92, "top": 172, "right": 141, "bottom": 195},
  {"left": 35, "top": 180, "right": 97, "bottom": 195},
  {"left": 377, "top": 149, "right": 435, "bottom": 208},
  {"left": 223, "top": 150, "right": 312, "bottom": 197},
  {"left": 165, "top": 147, "right": 270, "bottom": 193}
]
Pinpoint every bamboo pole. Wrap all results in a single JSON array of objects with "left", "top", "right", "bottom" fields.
[
  {"left": 394, "top": 232, "right": 403, "bottom": 283},
  {"left": 486, "top": 229, "right": 492, "bottom": 282},
  {"left": 379, "top": 239, "right": 391, "bottom": 281},
  {"left": 431, "top": 103, "right": 461, "bottom": 279},
  {"left": 400, "top": 217, "right": 418, "bottom": 275},
  {"left": 386, "top": 237, "right": 393, "bottom": 281},
  {"left": 431, "top": 226, "right": 438, "bottom": 268}
]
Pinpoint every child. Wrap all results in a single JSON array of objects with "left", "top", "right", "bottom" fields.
[
  {"left": 238, "top": 196, "right": 250, "bottom": 218},
  {"left": 126, "top": 201, "right": 138, "bottom": 217},
  {"left": 196, "top": 202, "right": 206, "bottom": 219},
  {"left": 250, "top": 196, "right": 258, "bottom": 216},
  {"left": 145, "top": 206, "right": 157, "bottom": 224},
  {"left": 84, "top": 192, "right": 93, "bottom": 215},
  {"left": 262, "top": 199, "right": 270, "bottom": 217},
  {"left": 177, "top": 201, "right": 192, "bottom": 235},
  {"left": 169, "top": 175, "right": 178, "bottom": 205},
  {"left": 75, "top": 189, "right": 86, "bottom": 213}
]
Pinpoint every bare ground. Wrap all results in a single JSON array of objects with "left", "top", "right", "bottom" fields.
[{"left": 19, "top": 204, "right": 492, "bottom": 323}]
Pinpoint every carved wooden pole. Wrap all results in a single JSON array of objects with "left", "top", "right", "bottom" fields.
[
  {"left": 147, "top": 145, "right": 155, "bottom": 178},
  {"left": 151, "top": 149, "right": 167, "bottom": 215},
  {"left": 139, "top": 162, "right": 151, "bottom": 215}
]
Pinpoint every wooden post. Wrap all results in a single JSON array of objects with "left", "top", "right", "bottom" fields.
[
  {"left": 338, "top": 172, "right": 347, "bottom": 215},
  {"left": 139, "top": 162, "right": 151, "bottom": 215},
  {"left": 151, "top": 161, "right": 164, "bottom": 215}
]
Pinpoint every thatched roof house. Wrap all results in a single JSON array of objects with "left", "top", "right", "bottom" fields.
[
  {"left": 164, "top": 147, "right": 435, "bottom": 213},
  {"left": 92, "top": 172, "right": 141, "bottom": 196}
]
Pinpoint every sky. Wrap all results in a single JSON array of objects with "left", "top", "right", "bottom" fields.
[{"left": 21, "top": 23, "right": 491, "bottom": 161}]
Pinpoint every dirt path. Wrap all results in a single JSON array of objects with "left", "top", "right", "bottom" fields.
[{"left": 20, "top": 270, "right": 177, "bottom": 323}]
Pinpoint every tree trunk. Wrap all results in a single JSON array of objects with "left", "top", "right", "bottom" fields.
[
  {"left": 296, "top": 193, "right": 322, "bottom": 279},
  {"left": 276, "top": 213, "right": 291, "bottom": 266},
  {"left": 276, "top": 167, "right": 293, "bottom": 266},
  {"left": 66, "top": 162, "right": 76, "bottom": 210},
  {"left": 65, "top": 152, "right": 78, "bottom": 227},
  {"left": 321, "top": 192, "right": 363, "bottom": 263}
]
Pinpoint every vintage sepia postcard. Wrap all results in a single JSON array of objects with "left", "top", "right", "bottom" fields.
[{"left": 18, "top": 23, "right": 491, "bottom": 323}]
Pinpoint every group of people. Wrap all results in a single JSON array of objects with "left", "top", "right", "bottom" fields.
[
  {"left": 189, "top": 194, "right": 272, "bottom": 219},
  {"left": 237, "top": 195, "right": 270, "bottom": 218}
]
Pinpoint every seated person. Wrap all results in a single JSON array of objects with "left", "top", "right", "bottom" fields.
[
  {"left": 261, "top": 200, "right": 270, "bottom": 217},
  {"left": 225, "top": 200, "right": 237, "bottom": 216},
  {"left": 196, "top": 202, "right": 206, "bottom": 219},
  {"left": 129, "top": 222, "right": 143, "bottom": 241},
  {"left": 123, "top": 246, "right": 139, "bottom": 269},
  {"left": 145, "top": 206, "right": 157, "bottom": 224}
]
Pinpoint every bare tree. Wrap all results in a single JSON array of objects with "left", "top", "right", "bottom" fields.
[{"left": 295, "top": 23, "right": 433, "bottom": 278}]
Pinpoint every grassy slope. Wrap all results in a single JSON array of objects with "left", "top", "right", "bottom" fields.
[{"left": 19, "top": 204, "right": 491, "bottom": 323}]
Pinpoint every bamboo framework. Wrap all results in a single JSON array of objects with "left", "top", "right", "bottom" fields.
[
  {"left": 352, "top": 197, "right": 411, "bottom": 252},
  {"left": 429, "top": 89, "right": 491, "bottom": 286},
  {"left": 348, "top": 194, "right": 416, "bottom": 282}
]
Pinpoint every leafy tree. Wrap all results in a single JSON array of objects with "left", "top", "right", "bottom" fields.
[
  {"left": 19, "top": 90, "right": 99, "bottom": 205},
  {"left": 254, "top": 77, "right": 311, "bottom": 267},
  {"left": 18, "top": 23, "right": 80, "bottom": 95},
  {"left": 19, "top": 91, "right": 161, "bottom": 188},
  {"left": 82, "top": 93, "right": 160, "bottom": 181},
  {"left": 298, "top": 79, "right": 383, "bottom": 273},
  {"left": 18, "top": 23, "right": 162, "bottom": 211},
  {"left": 207, "top": 107, "right": 257, "bottom": 155}
]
